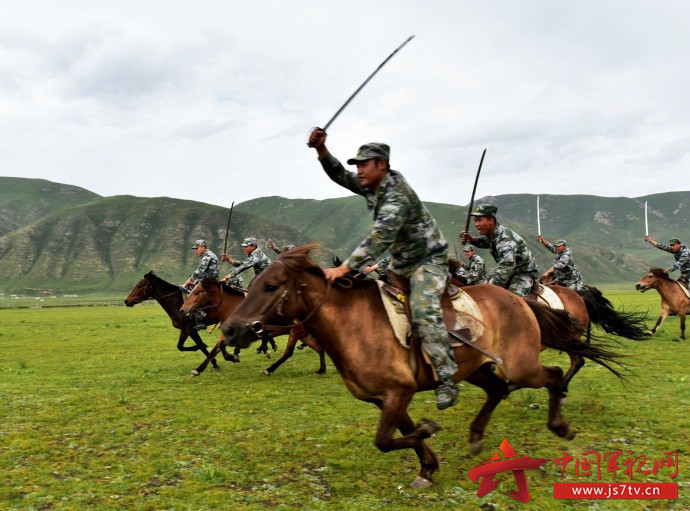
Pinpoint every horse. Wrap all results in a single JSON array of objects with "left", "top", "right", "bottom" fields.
[
  {"left": 124, "top": 271, "right": 220, "bottom": 370},
  {"left": 180, "top": 278, "right": 326, "bottom": 376},
  {"left": 635, "top": 267, "right": 690, "bottom": 340},
  {"left": 222, "top": 244, "right": 625, "bottom": 488}
]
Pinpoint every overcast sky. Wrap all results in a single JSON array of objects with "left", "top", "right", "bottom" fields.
[{"left": 1, "top": 1, "right": 688, "bottom": 209}]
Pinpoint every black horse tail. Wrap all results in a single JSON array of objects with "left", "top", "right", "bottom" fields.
[
  {"left": 526, "top": 300, "right": 628, "bottom": 382},
  {"left": 577, "top": 285, "right": 649, "bottom": 340}
]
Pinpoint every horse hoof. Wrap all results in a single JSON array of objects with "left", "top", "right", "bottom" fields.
[
  {"left": 565, "top": 428, "right": 576, "bottom": 440},
  {"left": 265, "top": 352, "right": 271, "bottom": 359},
  {"left": 190, "top": 369, "right": 200, "bottom": 376},
  {"left": 560, "top": 396, "right": 568, "bottom": 406},
  {"left": 470, "top": 440, "right": 484, "bottom": 455},
  {"left": 409, "top": 476, "right": 433, "bottom": 489},
  {"left": 418, "top": 418, "right": 442, "bottom": 436},
  {"left": 212, "top": 366, "right": 220, "bottom": 372},
  {"left": 262, "top": 369, "right": 271, "bottom": 376}
]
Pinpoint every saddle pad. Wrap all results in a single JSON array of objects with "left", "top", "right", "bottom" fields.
[
  {"left": 536, "top": 285, "right": 564, "bottom": 310},
  {"left": 376, "top": 281, "right": 485, "bottom": 347},
  {"left": 677, "top": 281, "right": 690, "bottom": 299}
]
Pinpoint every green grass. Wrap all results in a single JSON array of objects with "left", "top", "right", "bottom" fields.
[{"left": 1, "top": 290, "right": 688, "bottom": 510}]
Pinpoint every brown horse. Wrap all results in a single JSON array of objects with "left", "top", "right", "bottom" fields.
[
  {"left": 124, "top": 271, "right": 223, "bottom": 370},
  {"left": 222, "top": 244, "right": 625, "bottom": 488},
  {"left": 180, "top": 278, "right": 326, "bottom": 376},
  {"left": 635, "top": 267, "right": 690, "bottom": 340}
]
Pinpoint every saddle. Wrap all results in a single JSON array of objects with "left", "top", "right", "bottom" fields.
[{"left": 381, "top": 271, "right": 491, "bottom": 387}]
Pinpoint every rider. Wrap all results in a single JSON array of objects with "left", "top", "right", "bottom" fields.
[
  {"left": 308, "top": 128, "right": 458, "bottom": 410},
  {"left": 644, "top": 236, "right": 690, "bottom": 287},
  {"left": 220, "top": 237, "right": 271, "bottom": 285},
  {"left": 460, "top": 204, "right": 540, "bottom": 297},
  {"left": 267, "top": 240, "right": 296, "bottom": 255},
  {"left": 459, "top": 244, "right": 486, "bottom": 285},
  {"left": 536, "top": 236, "right": 585, "bottom": 291},
  {"left": 364, "top": 255, "right": 391, "bottom": 278},
  {"left": 181, "top": 239, "right": 220, "bottom": 330}
]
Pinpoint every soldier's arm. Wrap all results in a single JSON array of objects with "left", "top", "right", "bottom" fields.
[
  {"left": 552, "top": 252, "right": 570, "bottom": 270},
  {"left": 543, "top": 242, "right": 557, "bottom": 254},
  {"left": 471, "top": 235, "right": 491, "bottom": 249},
  {"left": 344, "top": 192, "right": 409, "bottom": 269},
  {"left": 670, "top": 250, "right": 690, "bottom": 272},
  {"left": 319, "top": 153, "right": 367, "bottom": 197},
  {"left": 652, "top": 242, "right": 673, "bottom": 254}
]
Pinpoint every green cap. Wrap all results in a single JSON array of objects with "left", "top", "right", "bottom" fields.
[
  {"left": 241, "top": 237, "right": 258, "bottom": 247},
  {"left": 554, "top": 239, "right": 566, "bottom": 247},
  {"left": 191, "top": 239, "right": 206, "bottom": 249},
  {"left": 669, "top": 238, "right": 681, "bottom": 245},
  {"left": 462, "top": 244, "right": 475, "bottom": 252},
  {"left": 346, "top": 143, "right": 390, "bottom": 165},
  {"left": 469, "top": 204, "right": 497, "bottom": 217}
]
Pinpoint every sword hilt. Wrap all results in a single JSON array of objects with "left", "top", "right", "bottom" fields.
[{"left": 306, "top": 127, "right": 325, "bottom": 148}]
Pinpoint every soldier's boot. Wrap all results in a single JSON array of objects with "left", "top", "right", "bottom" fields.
[
  {"left": 191, "top": 310, "right": 208, "bottom": 331},
  {"left": 435, "top": 379, "right": 459, "bottom": 410}
]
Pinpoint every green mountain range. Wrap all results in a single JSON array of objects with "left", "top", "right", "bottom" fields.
[{"left": 1, "top": 177, "right": 687, "bottom": 294}]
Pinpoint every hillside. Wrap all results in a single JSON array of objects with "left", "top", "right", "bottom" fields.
[{"left": 1, "top": 176, "right": 688, "bottom": 293}]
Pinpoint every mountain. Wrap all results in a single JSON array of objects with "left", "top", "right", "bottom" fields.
[{"left": 1, "top": 177, "right": 688, "bottom": 294}]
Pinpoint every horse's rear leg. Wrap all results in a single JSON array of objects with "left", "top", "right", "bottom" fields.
[
  {"left": 679, "top": 313, "right": 686, "bottom": 340},
  {"left": 263, "top": 329, "right": 300, "bottom": 376},
  {"left": 374, "top": 391, "right": 441, "bottom": 488},
  {"left": 186, "top": 331, "right": 219, "bottom": 369},
  {"left": 648, "top": 310, "right": 669, "bottom": 335},
  {"left": 191, "top": 337, "right": 227, "bottom": 376},
  {"left": 465, "top": 363, "right": 509, "bottom": 455},
  {"left": 561, "top": 354, "right": 585, "bottom": 401},
  {"left": 542, "top": 365, "right": 576, "bottom": 440}
]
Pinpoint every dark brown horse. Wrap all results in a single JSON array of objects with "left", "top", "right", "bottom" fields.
[
  {"left": 222, "top": 245, "right": 625, "bottom": 488},
  {"left": 124, "top": 271, "right": 220, "bottom": 370},
  {"left": 180, "top": 278, "right": 326, "bottom": 376},
  {"left": 636, "top": 267, "right": 690, "bottom": 340}
]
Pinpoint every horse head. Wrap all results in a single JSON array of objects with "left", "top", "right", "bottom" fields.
[
  {"left": 180, "top": 278, "right": 221, "bottom": 316},
  {"left": 124, "top": 271, "right": 156, "bottom": 306},
  {"left": 222, "top": 243, "right": 323, "bottom": 348},
  {"left": 635, "top": 267, "right": 668, "bottom": 292}
]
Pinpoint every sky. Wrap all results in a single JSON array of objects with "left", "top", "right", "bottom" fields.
[{"left": 1, "top": 1, "right": 689, "bottom": 209}]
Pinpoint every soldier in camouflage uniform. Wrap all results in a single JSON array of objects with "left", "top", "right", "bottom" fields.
[
  {"left": 536, "top": 236, "right": 585, "bottom": 291},
  {"left": 460, "top": 204, "right": 540, "bottom": 297},
  {"left": 267, "top": 240, "right": 296, "bottom": 255},
  {"left": 308, "top": 128, "right": 458, "bottom": 410},
  {"left": 182, "top": 239, "right": 220, "bottom": 329},
  {"left": 460, "top": 244, "right": 486, "bottom": 285},
  {"left": 645, "top": 235, "right": 690, "bottom": 286},
  {"left": 364, "top": 255, "right": 390, "bottom": 275},
  {"left": 221, "top": 237, "right": 271, "bottom": 285}
]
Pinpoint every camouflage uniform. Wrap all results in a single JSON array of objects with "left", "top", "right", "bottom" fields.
[
  {"left": 227, "top": 242, "right": 271, "bottom": 281},
  {"left": 269, "top": 243, "right": 295, "bottom": 255},
  {"left": 654, "top": 240, "right": 690, "bottom": 282},
  {"left": 224, "top": 274, "right": 244, "bottom": 288},
  {"left": 320, "top": 148, "right": 457, "bottom": 386},
  {"left": 376, "top": 255, "right": 391, "bottom": 271},
  {"left": 461, "top": 253, "right": 486, "bottom": 285},
  {"left": 472, "top": 221, "right": 540, "bottom": 297},
  {"left": 189, "top": 248, "right": 219, "bottom": 284},
  {"left": 542, "top": 241, "right": 585, "bottom": 291}
]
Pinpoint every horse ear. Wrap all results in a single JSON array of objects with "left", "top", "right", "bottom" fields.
[{"left": 333, "top": 256, "right": 343, "bottom": 268}]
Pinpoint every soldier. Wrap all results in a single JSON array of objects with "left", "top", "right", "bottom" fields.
[
  {"left": 220, "top": 237, "right": 271, "bottom": 285},
  {"left": 460, "top": 204, "right": 540, "bottom": 297},
  {"left": 308, "top": 128, "right": 458, "bottom": 410},
  {"left": 536, "top": 236, "right": 585, "bottom": 291},
  {"left": 267, "top": 240, "right": 296, "bottom": 255},
  {"left": 644, "top": 235, "right": 690, "bottom": 287},
  {"left": 460, "top": 244, "right": 486, "bottom": 285},
  {"left": 364, "top": 255, "right": 390, "bottom": 275},
  {"left": 181, "top": 239, "right": 219, "bottom": 330}
]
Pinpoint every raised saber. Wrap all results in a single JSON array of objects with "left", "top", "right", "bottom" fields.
[
  {"left": 644, "top": 201, "right": 649, "bottom": 238},
  {"left": 308, "top": 35, "right": 415, "bottom": 145},
  {"left": 464, "top": 148, "right": 487, "bottom": 233},
  {"left": 223, "top": 201, "right": 235, "bottom": 256},
  {"left": 537, "top": 196, "right": 541, "bottom": 236}
]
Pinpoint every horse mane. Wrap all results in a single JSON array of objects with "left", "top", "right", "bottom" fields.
[
  {"left": 145, "top": 270, "right": 180, "bottom": 291},
  {"left": 650, "top": 267, "right": 671, "bottom": 279},
  {"left": 198, "top": 276, "right": 246, "bottom": 296},
  {"left": 277, "top": 243, "right": 325, "bottom": 278}
]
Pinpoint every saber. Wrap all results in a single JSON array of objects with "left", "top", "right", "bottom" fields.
[
  {"left": 464, "top": 148, "right": 487, "bottom": 233},
  {"left": 223, "top": 201, "right": 235, "bottom": 256},
  {"left": 537, "top": 196, "right": 541, "bottom": 236},
  {"left": 308, "top": 35, "right": 415, "bottom": 145},
  {"left": 644, "top": 201, "right": 649, "bottom": 237}
]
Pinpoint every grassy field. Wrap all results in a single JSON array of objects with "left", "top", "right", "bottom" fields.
[{"left": 1, "top": 289, "right": 688, "bottom": 510}]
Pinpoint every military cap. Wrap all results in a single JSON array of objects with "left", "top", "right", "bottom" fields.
[
  {"left": 669, "top": 238, "right": 682, "bottom": 245},
  {"left": 462, "top": 244, "right": 475, "bottom": 252},
  {"left": 469, "top": 204, "right": 497, "bottom": 217},
  {"left": 240, "top": 237, "right": 258, "bottom": 247},
  {"left": 346, "top": 142, "right": 390, "bottom": 165},
  {"left": 554, "top": 239, "right": 567, "bottom": 247},
  {"left": 191, "top": 239, "right": 206, "bottom": 249}
]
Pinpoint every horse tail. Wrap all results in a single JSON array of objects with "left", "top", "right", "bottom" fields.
[
  {"left": 577, "top": 285, "right": 649, "bottom": 341},
  {"left": 526, "top": 300, "right": 628, "bottom": 382}
]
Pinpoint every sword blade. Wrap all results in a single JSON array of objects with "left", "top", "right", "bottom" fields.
[
  {"left": 223, "top": 201, "right": 235, "bottom": 255},
  {"left": 464, "top": 148, "right": 487, "bottom": 233},
  {"left": 537, "top": 196, "right": 541, "bottom": 236},
  {"left": 645, "top": 201, "right": 649, "bottom": 236}
]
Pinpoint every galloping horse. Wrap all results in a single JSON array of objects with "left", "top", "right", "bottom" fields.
[
  {"left": 222, "top": 245, "right": 625, "bottom": 488},
  {"left": 124, "top": 271, "right": 220, "bottom": 370},
  {"left": 180, "top": 278, "right": 326, "bottom": 376},
  {"left": 635, "top": 268, "right": 690, "bottom": 340}
]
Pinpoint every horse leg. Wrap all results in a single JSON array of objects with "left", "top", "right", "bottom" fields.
[
  {"left": 373, "top": 390, "right": 442, "bottom": 488},
  {"left": 649, "top": 310, "right": 669, "bottom": 335},
  {"left": 191, "top": 337, "right": 225, "bottom": 376},
  {"left": 680, "top": 312, "right": 686, "bottom": 340},
  {"left": 540, "top": 365, "right": 576, "bottom": 440},
  {"left": 263, "top": 329, "right": 299, "bottom": 376},
  {"left": 561, "top": 354, "right": 585, "bottom": 402},
  {"left": 465, "top": 363, "right": 509, "bottom": 455},
  {"left": 176, "top": 331, "right": 203, "bottom": 352},
  {"left": 255, "top": 334, "right": 273, "bottom": 357},
  {"left": 305, "top": 336, "right": 327, "bottom": 374},
  {"left": 189, "top": 330, "right": 220, "bottom": 369}
]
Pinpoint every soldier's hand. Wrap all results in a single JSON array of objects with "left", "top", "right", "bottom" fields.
[
  {"left": 459, "top": 231, "right": 472, "bottom": 244},
  {"left": 267, "top": 241, "right": 276, "bottom": 249},
  {"left": 644, "top": 235, "right": 652, "bottom": 244},
  {"left": 324, "top": 263, "right": 350, "bottom": 283},
  {"left": 537, "top": 235, "right": 544, "bottom": 243},
  {"left": 308, "top": 129, "right": 327, "bottom": 149},
  {"left": 220, "top": 276, "right": 228, "bottom": 284}
]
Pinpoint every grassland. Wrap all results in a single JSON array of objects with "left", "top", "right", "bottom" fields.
[{"left": 0, "top": 289, "right": 688, "bottom": 510}]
